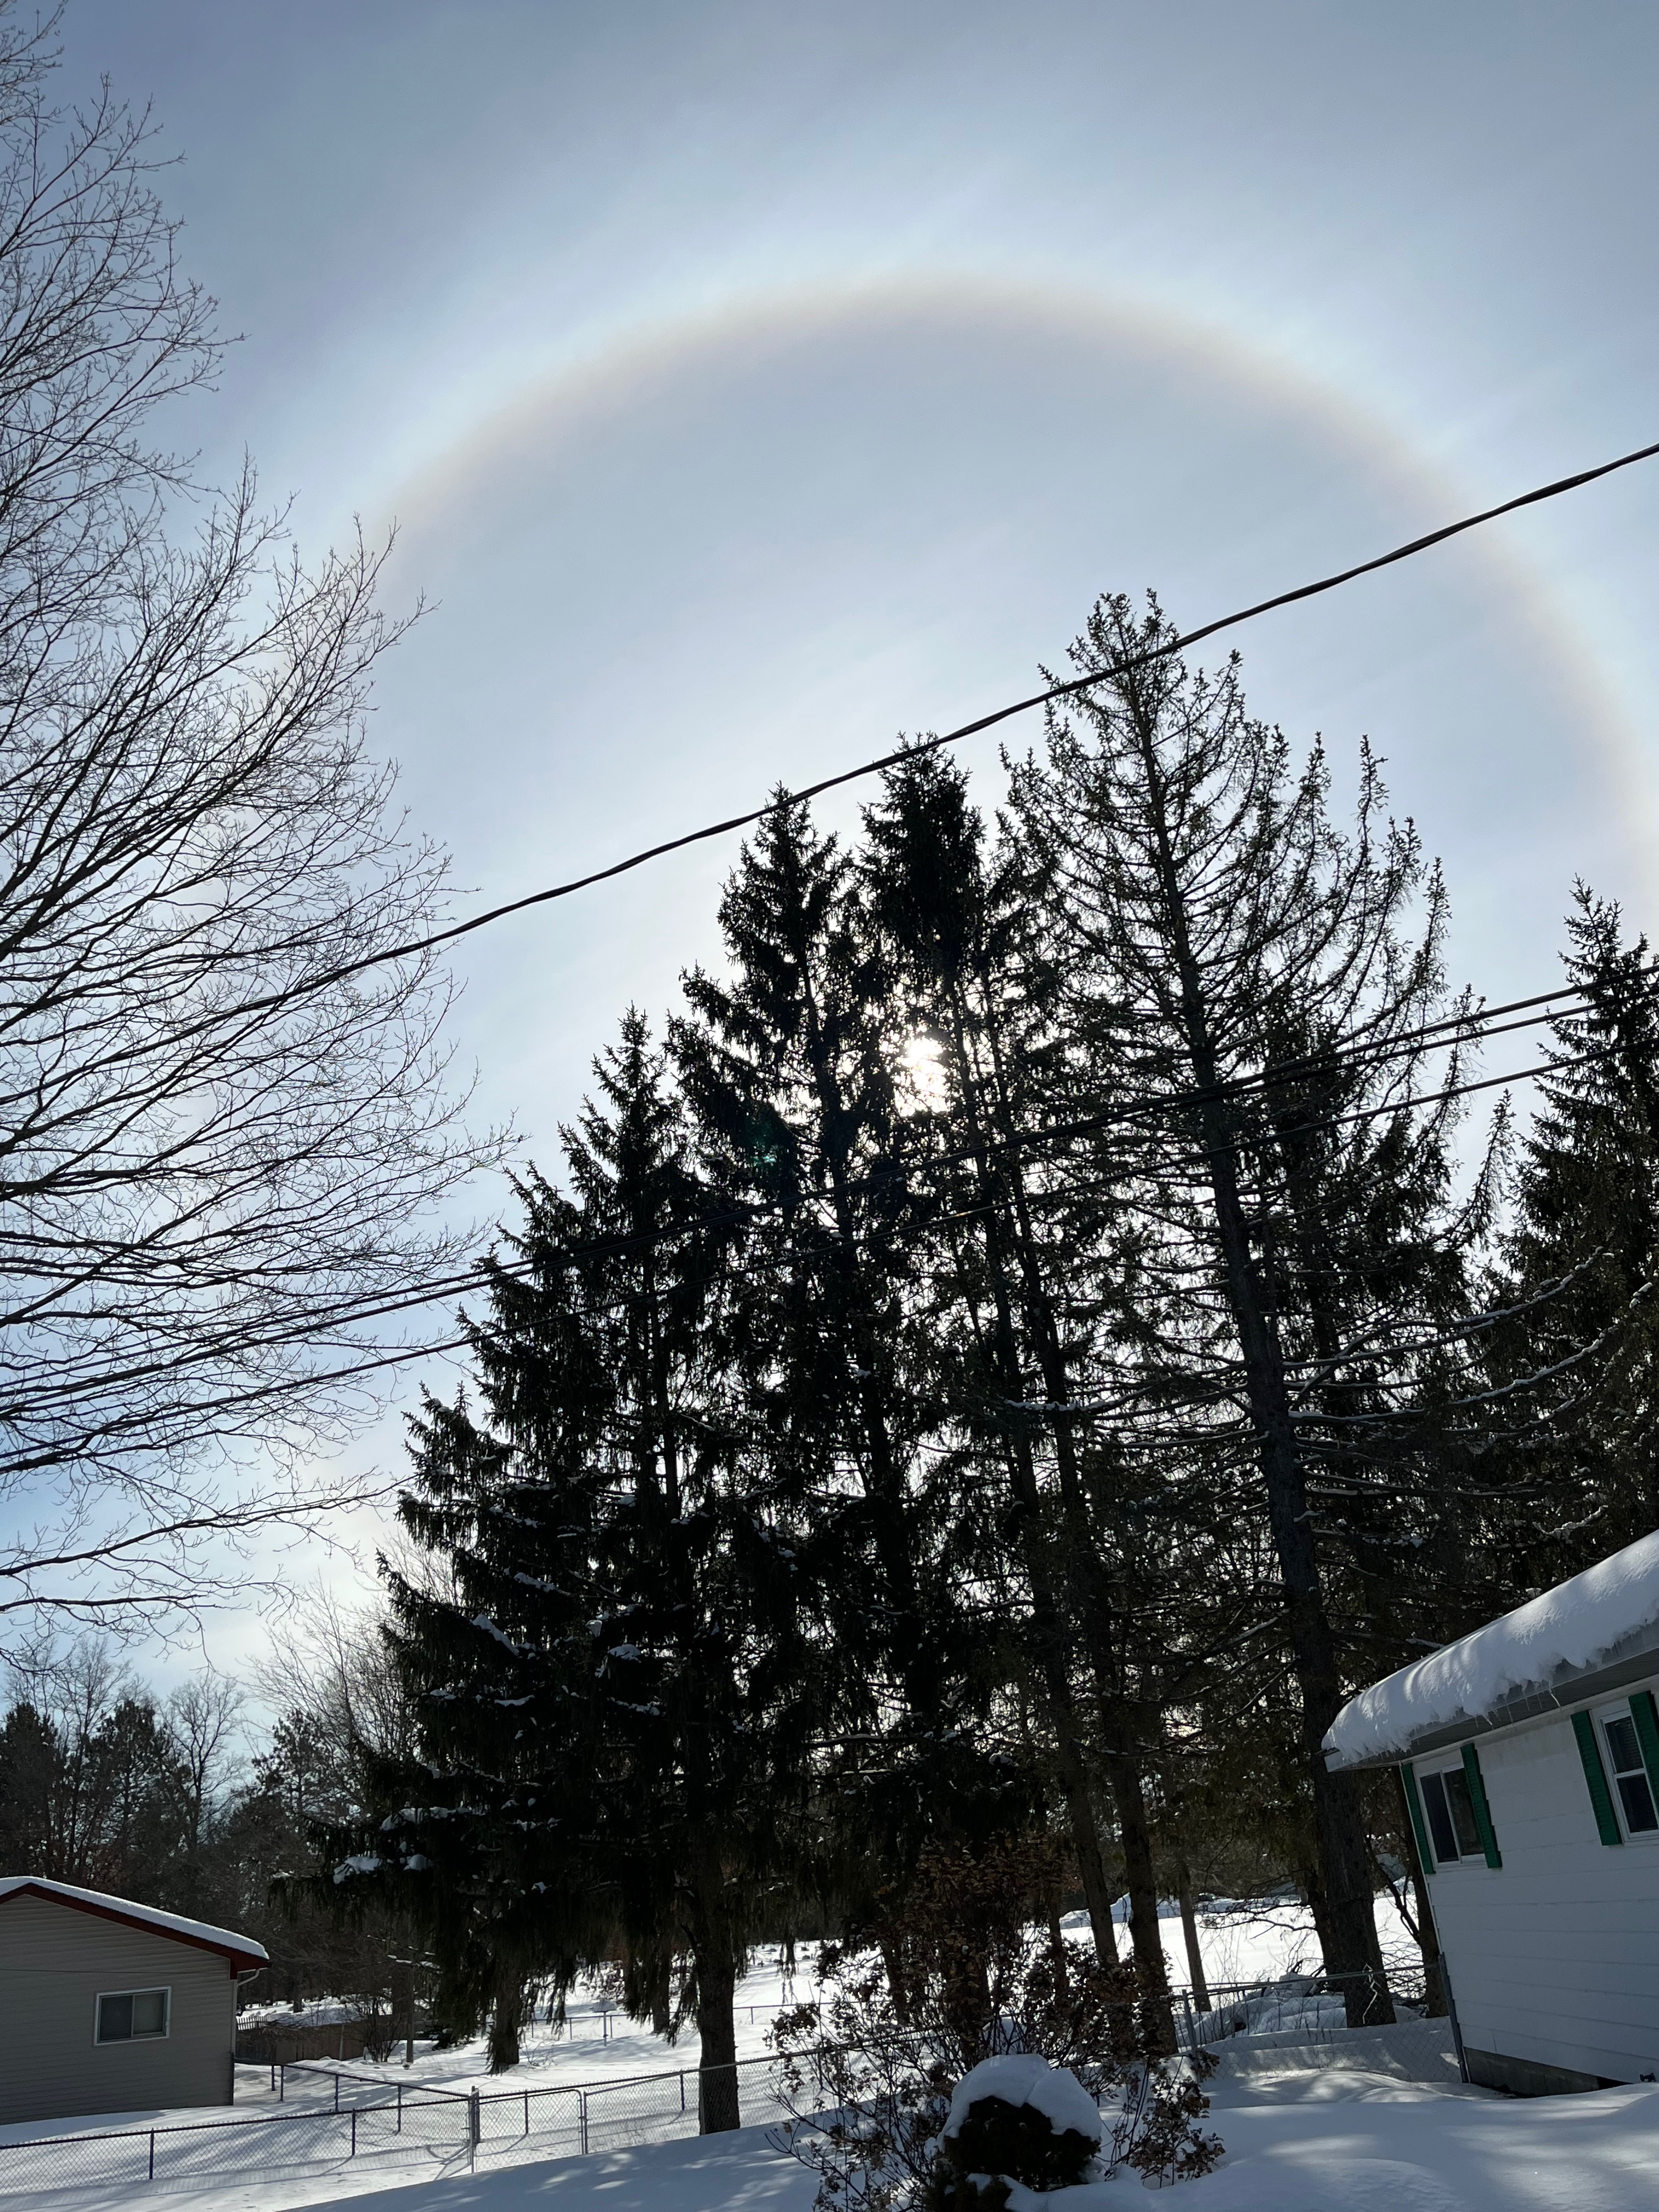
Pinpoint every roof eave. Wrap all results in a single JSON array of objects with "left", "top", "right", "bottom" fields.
[
  {"left": 0, "top": 1880, "right": 268, "bottom": 1970},
  {"left": 1325, "top": 1630, "right": 1659, "bottom": 1773}
]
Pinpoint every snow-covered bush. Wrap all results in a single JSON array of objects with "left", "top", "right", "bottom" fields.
[
  {"left": 771, "top": 1841, "right": 1220, "bottom": 2209},
  {"left": 926, "top": 2054, "right": 1103, "bottom": 2209}
]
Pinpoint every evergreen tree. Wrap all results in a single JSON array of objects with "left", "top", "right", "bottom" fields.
[
  {"left": 859, "top": 751, "right": 1149, "bottom": 1988},
  {"left": 353, "top": 1014, "right": 810, "bottom": 2120},
  {"left": 675, "top": 802, "right": 998, "bottom": 1923},
  {"left": 1488, "top": 890, "right": 1659, "bottom": 1579},
  {"left": 1007, "top": 595, "right": 1488, "bottom": 2017}
]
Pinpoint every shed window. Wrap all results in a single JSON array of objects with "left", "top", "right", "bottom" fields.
[
  {"left": 1599, "top": 1705, "right": 1659, "bottom": 1837},
  {"left": 96, "top": 1987, "right": 170, "bottom": 2042},
  {"left": 1418, "top": 1766, "right": 1483, "bottom": 1862}
]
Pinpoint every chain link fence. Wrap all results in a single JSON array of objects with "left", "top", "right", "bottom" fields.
[
  {"left": 0, "top": 1968, "right": 1468, "bottom": 2197},
  {"left": 0, "top": 2050, "right": 804, "bottom": 2196}
]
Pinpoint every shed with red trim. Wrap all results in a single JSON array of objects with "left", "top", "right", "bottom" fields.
[{"left": 0, "top": 1875, "right": 267, "bottom": 2125}]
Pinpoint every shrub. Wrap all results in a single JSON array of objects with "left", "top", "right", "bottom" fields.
[{"left": 770, "top": 1839, "right": 1221, "bottom": 2209}]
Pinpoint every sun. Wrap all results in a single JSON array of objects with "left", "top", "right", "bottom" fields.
[{"left": 895, "top": 1031, "right": 949, "bottom": 1116}]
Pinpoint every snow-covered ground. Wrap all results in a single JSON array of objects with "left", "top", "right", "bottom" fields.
[
  {"left": 5, "top": 2072, "right": 1657, "bottom": 2212},
  {"left": 1066, "top": 1888, "right": 1411, "bottom": 1997},
  {"left": 228, "top": 1892, "right": 1408, "bottom": 2106},
  {"left": 0, "top": 1898, "right": 1480, "bottom": 2212}
]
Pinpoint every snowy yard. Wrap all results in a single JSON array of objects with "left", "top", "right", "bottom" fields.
[
  {"left": 5, "top": 2072, "right": 1657, "bottom": 2212},
  {"left": 3, "top": 1900, "right": 1611, "bottom": 2212},
  {"left": 229, "top": 1898, "right": 1368, "bottom": 2111}
]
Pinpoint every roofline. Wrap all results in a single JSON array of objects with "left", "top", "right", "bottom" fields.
[
  {"left": 0, "top": 1881, "right": 267, "bottom": 1970},
  {"left": 1326, "top": 1633, "right": 1659, "bottom": 1771}
]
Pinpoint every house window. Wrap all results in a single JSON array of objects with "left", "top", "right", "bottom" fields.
[
  {"left": 96, "top": 1988, "right": 170, "bottom": 2043},
  {"left": 1418, "top": 1765, "right": 1485, "bottom": 1863},
  {"left": 1598, "top": 1705, "right": 1659, "bottom": 1837}
]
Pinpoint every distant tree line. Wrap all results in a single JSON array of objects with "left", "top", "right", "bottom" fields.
[
  {"left": 318, "top": 595, "right": 1659, "bottom": 2121},
  {"left": 0, "top": 1614, "right": 419, "bottom": 2028}
]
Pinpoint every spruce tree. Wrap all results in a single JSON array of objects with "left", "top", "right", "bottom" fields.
[
  {"left": 1007, "top": 595, "right": 1487, "bottom": 2018},
  {"left": 1488, "top": 891, "right": 1659, "bottom": 1579},
  {"left": 859, "top": 751, "right": 1139, "bottom": 1979},
  {"left": 675, "top": 801, "right": 994, "bottom": 1914},
  {"left": 350, "top": 1015, "right": 809, "bottom": 2117}
]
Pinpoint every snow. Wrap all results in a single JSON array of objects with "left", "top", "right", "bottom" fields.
[
  {"left": 9, "top": 2076, "right": 1654, "bottom": 2212},
  {"left": 0, "top": 1875, "right": 267, "bottom": 1964},
  {"left": 1189, "top": 2075, "right": 1659, "bottom": 2209},
  {"left": 944, "top": 2054, "right": 1103, "bottom": 2145},
  {"left": 228, "top": 1904, "right": 1391, "bottom": 2101},
  {"left": 0, "top": 2122, "right": 815, "bottom": 2212},
  {"left": 1324, "top": 1530, "right": 1659, "bottom": 1767},
  {"left": 1061, "top": 1889, "right": 1405, "bottom": 1996},
  {"left": 4, "top": 1987, "right": 1658, "bottom": 2212}
]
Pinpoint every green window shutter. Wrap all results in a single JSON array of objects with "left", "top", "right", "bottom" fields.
[
  {"left": 1400, "top": 1762, "right": 1435, "bottom": 1876},
  {"left": 1572, "top": 1709, "right": 1623, "bottom": 1846},
  {"left": 1461, "top": 1742, "right": 1503, "bottom": 1868},
  {"left": 1630, "top": 1690, "right": 1659, "bottom": 1803}
]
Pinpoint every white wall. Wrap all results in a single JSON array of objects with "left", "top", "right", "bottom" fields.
[{"left": 1419, "top": 1689, "right": 1659, "bottom": 2085}]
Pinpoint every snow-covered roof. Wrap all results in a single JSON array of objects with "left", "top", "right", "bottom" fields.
[
  {"left": 944, "top": 2053, "right": 1102, "bottom": 2147},
  {"left": 0, "top": 1876, "right": 268, "bottom": 1968},
  {"left": 1325, "top": 1531, "right": 1659, "bottom": 1770}
]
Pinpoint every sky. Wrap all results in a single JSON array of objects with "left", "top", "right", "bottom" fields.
[{"left": 37, "top": 0, "right": 1659, "bottom": 1678}]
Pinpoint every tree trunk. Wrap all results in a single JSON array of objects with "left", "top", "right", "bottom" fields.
[
  {"left": 940, "top": 1034, "right": 1120, "bottom": 1971},
  {"left": 878, "top": 1932, "right": 911, "bottom": 2025},
  {"left": 1054, "top": 1735, "right": 1121, "bottom": 1967},
  {"left": 1047, "top": 1903, "right": 1070, "bottom": 1993},
  {"left": 390, "top": 1956, "right": 416, "bottom": 2065},
  {"left": 1107, "top": 1745, "right": 1175, "bottom": 2052},
  {"left": 1176, "top": 1863, "right": 1211, "bottom": 2011},
  {"left": 486, "top": 1959, "right": 523, "bottom": 2072},
  {"left": 1395, "top": 1770, "right": 1447, "bottom": 2017},
  {"left": 695, "top": 1950, "right": 741, "bottom": 2133},
  {"left": 1135, "top": 741, "right": 1392, "bottom": 2028}
]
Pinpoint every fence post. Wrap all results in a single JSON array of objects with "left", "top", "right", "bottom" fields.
[
  {"left": 469, "top": 2086, "right": 481, "bottom": 2164},
  {"left": 397, "top": 2080, "right": 403, "bottom": 2134},
  {"left": 524, "top": 2091, "right": 530, "bottom": 2138},
  {"left": 680, "top": 2071, "right": 685, "bottom": 2113},
  {"left": 580, "top": 2091, "right": 589, "bottom": 2155},
  {"left": 351, "top": 2109, "right": 358, "bottom": 2158},
  {"left": 148, "top": 2131, "right": 155, "bottom": 2181}
]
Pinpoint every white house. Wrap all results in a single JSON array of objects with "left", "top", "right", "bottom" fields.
[
  {"left": 0, "top": 1876, "right": 268, "bottom": 2124},
  {"left": 1324, "top": 1530, "right": 1659, "bottom": 2096}
]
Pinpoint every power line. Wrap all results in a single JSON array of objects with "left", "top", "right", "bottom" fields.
[
  {"left": 148, "top": 434, "right": 1659, "bottom": 1038},
  {"left": 2, "top": 1027, "right": 1596, "bottom": 1449},
  {"left": 0, "top": 969, "right": 1600, "bottom": 1427},
  {"left": 376, "top": 436, "right": 1659, "bottom": 966}
]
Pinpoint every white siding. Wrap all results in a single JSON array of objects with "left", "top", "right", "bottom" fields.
[
  {"left": 0, "top": 1892, "right": 236, "bottom": 2124},
  {"left": 1418, "top": 1689, "right": 1659, "bottom": 2084}
]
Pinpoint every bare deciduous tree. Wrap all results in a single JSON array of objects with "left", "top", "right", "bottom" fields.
[{"left": 0, "top": 8, "right": 499, "bottom": 1630}]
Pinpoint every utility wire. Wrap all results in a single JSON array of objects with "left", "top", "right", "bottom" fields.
[
  {"left": 1, "top": 1025, "right": 1602, "bottom": 1446},
  {"left": 153, "top": 435, "right": 1659, "bottom": 1029},
  {"left": 377, "top": 436, "right": 1659, "bottom": 965},
  {"left": 0, "top": 969, "right": 1589, "bottom": 1393}
]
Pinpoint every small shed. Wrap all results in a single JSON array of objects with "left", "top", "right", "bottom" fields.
[
  {"left": 0, "top": 1876, "right": 268, "bottom": 2125},
  {"left": 1325, "top": 1530, "right": 1659, "bottom": 2096}
]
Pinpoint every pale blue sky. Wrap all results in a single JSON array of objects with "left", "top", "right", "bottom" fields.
[{"left": 43, "top": 1, "right": 1659, "bottom": 1663}]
